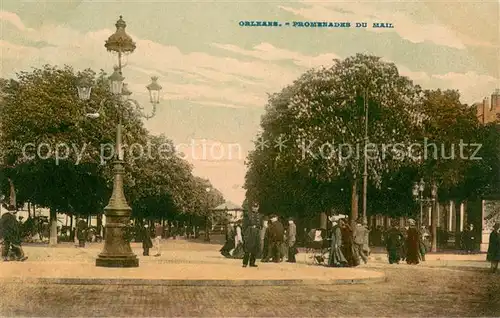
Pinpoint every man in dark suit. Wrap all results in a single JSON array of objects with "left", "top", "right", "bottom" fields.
[
  {"left": 287, "top": 217, "right": 297, "bottom": 263},
  {"left": 267, "top": 215, "right": 284, "bottom": 263},
  {"left": 242, "top": 217, "right": 260, "bottom": 268},
  {"left": 1, "top": 208, "right": 27, "bottom": 261},
  {"left": 76, "top": 217, "right": 88, "bottom": 248}
]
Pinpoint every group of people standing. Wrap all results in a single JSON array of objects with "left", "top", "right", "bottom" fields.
[
  {"left": 140, "top": 222, "right": 164, "bottom": 257},
  {"left": 220, "top": 214, "right": 298, "bottom": 267},
  {"left": 326, "top": 216, "right": 370, "bottom": 267},
  {"left": 385, "top": 219, "right": 430, "bottom": 265}
]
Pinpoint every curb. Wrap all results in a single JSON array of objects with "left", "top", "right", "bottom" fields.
[{"left": 1, "top": 275, "right": 386, "bottom": 286}]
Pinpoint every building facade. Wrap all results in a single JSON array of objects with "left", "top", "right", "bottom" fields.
[{"left": 475, "top": 89, "right": 500, "bottom": 124}]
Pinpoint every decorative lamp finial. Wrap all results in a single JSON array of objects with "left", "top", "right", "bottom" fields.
[{"left": 105, "top": 15, "right": 136, "bottom": 53}]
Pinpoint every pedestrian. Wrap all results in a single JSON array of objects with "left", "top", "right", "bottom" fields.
[
  {"left": 242, "top": 219, "right": 260, "bottom": 268},
  {"left": 76, "top": 217, "right": 88, "bottom": 248},
  {"left": 231, "top": 220, "right": 244, "bottom": 258},
  {"left": 353, "top": 218, "right": 368, "bottom": 264},
  {"left": 405, "top": 219, "right": 420, "bottom": 265},
  {"left": 259, "top": 216, "right": 269, "bottom": 260},
  {"left": 154, "top": 222, "right": 163, "bottom": 257},
  {"left": 487, "top": 223, "right": 500, "bottom": 273},
  {"left": 264, "top": 215, "right": 284, "bottom": 263},
  {"left": 280, "top": 225, "right": 287, "bottom": 262},
  {"left": 171, "top": 222, "right": 177, "bottom": 240},
  {"left": 339, "top": 218, "right": 359, "bottom": 267},
  {"left": 142, "top": 223, "right": 153, "bottom": 256},
  {"left": 363, "top": 219, "right": 370, "bottom": 256},
  {"left": 400, "top": 223, "right": 409, "bottom": 261},
  {"left": 220, "top": 221, "right": 235, "bottom": 257},
  {"left": 327, "top": 216, "right": 347, "bottom": 267},
  {"left": 385, "top": 220, "right": 404, "bottom": 264},
  {"left": 462, "top": 224, "right": 477, "bottom": 254},
  {"left": 287, "top": 218, "right": 297, "bottom": 263},
  {"left": 419, "top": 225, "right": 430, "bottom": 261},
  {"left": 0, "top": 208, "right": 28, "bottom": 261}
]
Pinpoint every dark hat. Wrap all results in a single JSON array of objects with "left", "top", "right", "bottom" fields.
[
  {"left": 269, "top": 214, "right": 277, "bottom": 219},
  {"left": 287, "top": 217, "right": 294, "bottom": 221},
  {"left": 262, "top": 215, "right": 269, "bottom": 221}
]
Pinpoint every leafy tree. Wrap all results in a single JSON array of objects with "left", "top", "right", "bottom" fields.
[
  {"left": 245, "top": 54, "right": 421, "bottom": 223},
  {"left": 414, "top": 89, "right": 480, "bottom": 251},
  {"left": 0, "top": 65, "right": 148, "bottom": 244},
  {"left": 127, "top": 134, "right": 199, "bottom": 221}
]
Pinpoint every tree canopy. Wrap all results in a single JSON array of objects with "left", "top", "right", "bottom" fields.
[
  {"left": 244, "top": 54, "right": 500, "bottom": 221},
  {"left": 0, "top": 64, "right": 225, "bottom": 227}
]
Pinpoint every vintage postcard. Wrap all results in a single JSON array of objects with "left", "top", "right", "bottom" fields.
[{"left": 0, "top": 0, "right": 499, "bottom": 317}]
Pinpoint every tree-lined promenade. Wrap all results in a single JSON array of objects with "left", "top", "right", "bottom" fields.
[
  {"left": 244, "top": 54, "right": 500, "bottom": 251},
  {"left": 0, "top": 65, "right": 224, "bottom": 245},
  {"left": 2, "top": 53, "right": 499, "bottom": 252}
]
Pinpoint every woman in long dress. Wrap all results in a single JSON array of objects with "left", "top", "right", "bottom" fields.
[
  {"left": 231, "top": 221, "right": 245, "bottom": 259},
  {"left": 220, "top": 222, "right": 235, "bottom": 257},
  {"left": 340, "top": 219, "right": 360, "bottom": 267},
  {"left": 405, "top": 219, "right": 420, "bottom": 265},
  {"left": 327, "top": 217, "right": 347, "bottom": 267}
]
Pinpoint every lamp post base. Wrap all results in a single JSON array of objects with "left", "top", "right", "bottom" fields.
[{"left": 96, "top": 255, "right": 139, "bottom": 268}]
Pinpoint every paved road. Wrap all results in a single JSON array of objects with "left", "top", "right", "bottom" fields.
[{"left": 1, "top": 264, "right": 498, "bottom": 317}]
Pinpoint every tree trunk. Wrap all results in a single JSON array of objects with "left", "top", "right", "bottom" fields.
[
  {"left": 455, "top": 200, "right": 461, "bottom": 249},
  {"left": 97, "top": 213, "right": 103, "bottom": 237},
  {"left": 49, "top": 208, "right": 58, "bottom": 246},
  {"left": 8, "top": 178, "right": 16, "bottom": 210},
  {"left": 431, "top": 182, "right": 438, "bottom": 252},
  {"left": 351, "top": 177, "right": 359, "bottom": 227},
  {"left": 319, "top": 212, "right": 327, "bottom": 229},
  {"left": 28, "top": 202, "right": 31, "bottom": 218},
  {"left": 204, "top": 215, "right": 210, "bottom": 242}
]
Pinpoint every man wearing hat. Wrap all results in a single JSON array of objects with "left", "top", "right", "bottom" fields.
[
  {"left": 263, "top": 214, "right": 284, "bottom": 263},
  {"left": 353, "top": 218, "right": 369, "bottom": 264},
  {"left": 487, "top": 223, "right": 500, "bottom": 273},
  {"left": 259, "top": 216, "right": 269, "bottom": 260},
  {"left": 0, "top": 207, "right": 27, "bottom": 261},
  {"left": 242, "top": 218, "right": 260, "bottom": 267},
  {"left": 76, "top": 216, "right": 88, "bottom": 248},
  {"left": 286, "top": 217, "right": 297, "bottom": 263},
  {"left": 385, "top": 219, "right": 404, "bottom": 264}
]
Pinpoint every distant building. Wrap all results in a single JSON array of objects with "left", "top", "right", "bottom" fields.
[{"left": 475, "top": 89, "right": 500, "bottom": 124}]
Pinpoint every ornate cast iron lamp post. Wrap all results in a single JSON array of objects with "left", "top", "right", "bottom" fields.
[
  {"left": 77, "top": 16, "right": 162, "bottom": 267},
  {"left": 412, "top": 178, "right": 437, "bottom": 227}
]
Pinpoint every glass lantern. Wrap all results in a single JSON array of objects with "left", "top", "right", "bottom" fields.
[
  {"left": 108, "top": 67, "right": 125, "bottom": 95},
  {"left": 412, "top": 182, "right": 419, "bottom": 197},
  {"left": 418, "top": 178, "right": 425, "bottom": 192},
  {"left": 77, "top": 85, "right": 92, "bottom": 101},
  {"left": 146, "top": 76, "right": 162, "bottom": 104},
  {"left": 431, "top": 183, "right": 438, "bottom": 198}
]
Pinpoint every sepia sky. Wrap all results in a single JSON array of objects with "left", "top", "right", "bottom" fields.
[{"left": 1, "top": 0, "right": 498, "bottom": 205}]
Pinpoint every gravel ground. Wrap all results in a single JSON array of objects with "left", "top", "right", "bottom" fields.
[{"left": 0, "top": 263, "right": 498, "bottom": 317}]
